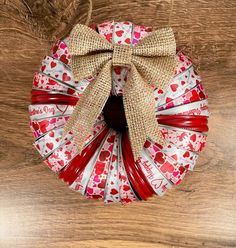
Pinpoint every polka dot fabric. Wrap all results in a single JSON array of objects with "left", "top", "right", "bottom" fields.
[{"left": 29, "top": 21, "right": 209, "bottom": 204}]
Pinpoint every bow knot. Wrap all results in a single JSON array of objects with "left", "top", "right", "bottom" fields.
[
  {"left": 112, "top": 44, "right": 132, "bottom": 67},
  {"left": 63, "top": 23, "right": 176, "bottom": 161}
]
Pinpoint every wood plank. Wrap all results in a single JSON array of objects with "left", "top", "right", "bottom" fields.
[{"left": 0, "top": 0, "right": 235, "bottom": 247}]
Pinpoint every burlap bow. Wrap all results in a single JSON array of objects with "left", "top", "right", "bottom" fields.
[{"left": 63, "top": 24, "right": 176, "bottom": 161}]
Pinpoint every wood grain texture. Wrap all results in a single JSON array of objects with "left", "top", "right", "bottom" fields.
[{"left": 0, "top": 0, "right": 235, "bottom": 247}]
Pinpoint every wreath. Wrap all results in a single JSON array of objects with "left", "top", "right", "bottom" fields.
[{"left": 29, "top": 21, "right": 209, "bottom": 204}]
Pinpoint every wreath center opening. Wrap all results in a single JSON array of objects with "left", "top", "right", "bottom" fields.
[{"left": 103, "top": 95, "right": 127, "bottom": 133}]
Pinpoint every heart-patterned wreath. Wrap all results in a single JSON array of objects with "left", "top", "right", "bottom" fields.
[{"left": 29, "top": 21, "right": 209, "bottom": 204}]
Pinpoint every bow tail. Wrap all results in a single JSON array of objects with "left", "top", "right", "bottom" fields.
[
  {"left": 123, "top": 65, "right": 165, "bottom": 161},
  {"left": 63, "top": 60, "right": 112, "bottom": 153}
]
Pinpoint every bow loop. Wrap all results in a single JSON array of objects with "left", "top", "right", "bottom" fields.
[
  {"left": 71, "top": 52, "right": 112, "bottom": 82},
  {"left": 132, "top": 55, "right": 176, "bottom": 90},
  {"left": 132, "top": 27, "right": 176, "bottom": 56},
  {"left": 69, "top": 24, "right": 113, "bottom": 56},
  {"left": 63, "top": 23, "right": 176, "bottom": 161}
]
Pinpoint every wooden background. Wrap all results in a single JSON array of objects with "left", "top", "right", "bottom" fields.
[{"left": 0, "top": 0, "right": 235, "bottom": 247}]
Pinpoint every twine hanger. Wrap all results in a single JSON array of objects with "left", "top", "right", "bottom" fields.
[
  {"left": 84, "top": 0, "right": 174, "bottom": 27},
  {"left": 84, "top": 0, "right": 93, "bottom": 26}
]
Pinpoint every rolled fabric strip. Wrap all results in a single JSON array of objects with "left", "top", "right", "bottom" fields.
[
  {"left": 157, "top": 99, "right": 210, "bottom": 116},
  {"left": 86, "top": 130, "right": 117, "bottom": 199},
  {"left": 104, "top": 135, "right": 121, "bottom": 203},
  {"left": 30, "top": 116, "right": 69, "bottom": 138},
  {"left": 122, "top": 131, "right": 155, "bottom": 200},
  {"left": 58, "top": 126, "right": 109, "bottom": 182},
  {"left": 32, "top": 72, "right": 87, "bottom": 98}
]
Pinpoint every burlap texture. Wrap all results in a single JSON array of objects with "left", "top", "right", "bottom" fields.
[{"left": 63, "top": 24, "right": 176, "bottom": 161}]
